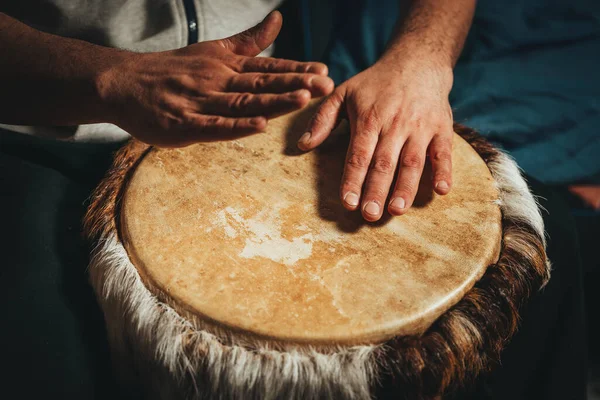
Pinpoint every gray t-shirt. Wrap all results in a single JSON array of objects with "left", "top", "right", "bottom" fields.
[{"left": 0, "top": 0, "right": 282, "bottom": 142}]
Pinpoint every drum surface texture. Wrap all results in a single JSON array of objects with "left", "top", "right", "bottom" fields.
[{"left": 120, "top": 105, "right": 502, "bottom": 344}]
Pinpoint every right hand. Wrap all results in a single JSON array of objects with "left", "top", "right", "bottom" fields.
[{"left": 96, "top": 11, "right": 333, "bottom": 147}]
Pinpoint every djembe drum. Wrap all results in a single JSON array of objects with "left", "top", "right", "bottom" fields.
[{"left": 84, "top": 101, "right": 550, "bottom": 400}]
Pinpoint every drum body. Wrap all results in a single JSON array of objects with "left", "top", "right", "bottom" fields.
[{"left": 84, "top": 103, "right": 550, "bottom": 400}]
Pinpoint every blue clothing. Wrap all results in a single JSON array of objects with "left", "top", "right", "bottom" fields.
[{"left": 315, "top": 0, "right": 600, "bottom": 184}]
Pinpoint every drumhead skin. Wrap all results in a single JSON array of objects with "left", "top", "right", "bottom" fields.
[
  {"left": 120, "top": 102, "right": 502, "bottom": 345},
  {"left": 85, "top": 101, "right": 550, "bottom": 400}
]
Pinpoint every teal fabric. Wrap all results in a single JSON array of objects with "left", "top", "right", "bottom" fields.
[{"left": 319, "top": 0, "right": 600, "bottom": 184}]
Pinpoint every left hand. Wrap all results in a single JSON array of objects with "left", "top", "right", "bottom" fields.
[{"left": 297, "top": 55, "right": 455, "bottom": 221}]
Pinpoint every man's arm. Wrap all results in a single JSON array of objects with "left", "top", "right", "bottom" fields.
[
  {"left": 299, "top": 1, "right": 476, "bottom": 221},
  {"left": 385, "top": 0, "right": 476, "bottom": 68},
  {"left": 0, "top": 13, "right": 119, "bottom": 125},
  {"left": 0, "top": 12, "right": 333, "bottom": 146}
]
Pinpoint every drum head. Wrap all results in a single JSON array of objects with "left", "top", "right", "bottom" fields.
[{"left": 120, "top": 103, "right": 501, "bottom": 344}]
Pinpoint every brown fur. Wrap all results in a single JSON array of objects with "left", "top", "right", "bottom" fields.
[
  {"left": 83, "top": 126, "right": 549, "bottom": 400},
  {"left": 371, "top": 125, "right": 550, "bottom": 399},
  {"left": 84, "top": 139, "right": 149, "bottom": 242}
]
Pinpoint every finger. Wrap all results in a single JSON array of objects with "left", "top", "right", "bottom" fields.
[
  {"left": 388, "top": 137, "right": 429, "bottom": 216},
  {"left": 219, "top": 11, "right": 282, "bottom": 57},
  {"left": 161, "top": 115, "right": 267, "bottom": 147},
  {"left": 241, "top": 57, "right": 328, "bottom": 75},
  {"left": 201, "top": 89, "right": 311, "bottom": 119},
  {"left": 228, "top": 73, "right": 334, "bottom": 96},
  {"left": 360, "top": 127, "right": 405, "bottom": 221},
  {"left": 298, "top": 89, "right": 345, "bottom": 151},
  {"left": 429, "top": 134, "right": 453, "bottom": 195},
  {"left": 339, "top": 109, "right": 381, "bottom": 211}
]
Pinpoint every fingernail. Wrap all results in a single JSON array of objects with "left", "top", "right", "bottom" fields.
[
  {"left": 364, "top": 201, "right": 380, "bottom": 216},
  {"left": 436, "top": 181, "right": 449, "bottom": 191},
  {"left": 390, "top": 197, "right": 406, "bottom": 210},
  {"left": 298, "top": 132, "right": 311, "bottom": 148},
  {"left": 343, "top": 192, "right": 359, "bottom": 207}
]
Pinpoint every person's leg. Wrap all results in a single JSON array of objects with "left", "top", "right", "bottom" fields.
[
  {"left": 0, "top": 129, "right": 123, "bottom": 399},
  {"left": 560, "top": 189, "right": 600, "bottom": 399}
]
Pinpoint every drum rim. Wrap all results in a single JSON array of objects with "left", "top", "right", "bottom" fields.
[
  {"left": 116, "top": 131, "right": 503, "bottom": 345},
  {"left": 84, "top": 124, "right": 550, "bottom": 399}
]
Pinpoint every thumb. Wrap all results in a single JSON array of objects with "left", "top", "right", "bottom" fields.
[
  {"left": 219, "top": 11, "right": 282, "bottom": 57},
  {"left": 298, "top": 89, "right": 346, "bottom": 151}
]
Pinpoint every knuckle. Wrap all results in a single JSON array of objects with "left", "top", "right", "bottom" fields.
[
  {"left": 300, "top": 63, "right": 312, "bottom": 73},
  {"left": 291, "top": 62, "right": 308, "bottom": 73},
  {"left": 204, "top": 115, "right": 223, "bottom": 127},
  {"left": 395, "top": 180, "right": 417, "bottom": 196},
  {"left": 330, "top": 89, "right": 345, "bottom": 105},
  {"left": 388, "top": 113, "right": 403, "bottom": 133},
  {"left": 359, "top": 108, "right": 382, "bottom": 134},
  {"left": 157, "top": 107, "right": 189, "bottom": 131},
  {"left": 189, "top": 116, "right": 207, "bottom": 130},
  {"left": 230, "top": 118, "right": 243, "bottom": 130},
  {"left": 431, "top": 123, "right": 445, "bottom": 136},
  {"left": 371, "top": 157, "right": 395, "bottom": 174},
  {"left": 428, "top": 115, "right": 446, "bottom": 130},
  {"left": 226, "top": 74, "right": 240, "bottom": 91},
  {"left": 401, "top": 152, "right": 424, "bottom": 169},
  {"left": 155, "top": 115, "right": 172, "bottom": 131},
  {"left": 253, "top": 74, "right": 271, "bottom": 90},
  {"left": 405, "top": 109, "right": 422, "bottom": 128},
  {"left": 264, "top": 59, "right": 282, "bottom": 72},
  {"left": 308, "top": 90, "right": 343, "bottom": 130},
  {"left": 235, "top": 31, "right": 254, "bottom": 47},
  {"left": 183, "top": 75, "right": 199, "bottom": 90},
  {"left": 235, "top": 56, "right": 251, "bottom": 72},
  {"left": 410, "top": 116, "right": 423, "bottom": 129},
  {"left": 180, "top": 113, "right": 198, "bottom": 127},
  {"left": 289, "top": 90, "right": 308, "bottom": 105},
  {"left": 346, "top": 150, "right": 371, "bottom": 169},
  {"left": 192, "top": 116, "right": 214, "bottom": 130},
  {"left": 365, "top": 184, "right": 388, "bottom": 199},
  {"left": 231, "top": 93, "right": 253, "bottom": 110},
  {"left": 431, "top": 150, "right": 452, "bottom": 163},
  {"left": 310, "top": 109, "right": 329, "bottom": 128},
  {"left": 436, "top": 132, "right": 454, "bottom": 143}
]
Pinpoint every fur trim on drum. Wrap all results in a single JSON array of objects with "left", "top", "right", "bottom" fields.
[{"left": 84, "top": 125, "right": 550, "bottom": 400}]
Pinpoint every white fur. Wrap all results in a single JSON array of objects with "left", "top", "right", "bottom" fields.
[
  {"left": 488, "top": 152, "right": 552, "bottom": 277},
  {"left": 89, "top": 146, "right": 548, "bottom": 399},
  {"left": 90, "top": 235, "right": 379, "bottom": 400}
]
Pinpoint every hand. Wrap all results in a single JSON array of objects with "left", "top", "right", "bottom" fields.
[
  {"left": 96, "top": 11, "right": 333, "bottom": 147},
  {"left": 298, "top": 55, "right": 454, "bottom": 221},
  {"left": 569, "top": 185, "right": 600, "bottom": 210}
]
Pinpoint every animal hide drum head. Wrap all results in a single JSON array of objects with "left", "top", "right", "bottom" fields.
[{"left": 119, "top": 102, "right": 502, "bottom": 345}]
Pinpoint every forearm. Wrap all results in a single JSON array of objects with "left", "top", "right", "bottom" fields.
[
  {"left": 0, "top": 13, "right": 126, "bottom": 125},
  {"left": 381, "top": 0, "right": 477, "bottom": 70}
]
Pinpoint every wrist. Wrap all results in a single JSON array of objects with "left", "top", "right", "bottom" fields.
[
  {"left": 382, "top": 36, "right": 454, "bottom": 68},
  {"left": 93, "top": 48, "right": 136, "bottom": 124},
  {"left": 376, "top": 45, "right": 454, "bottom": 91}
]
